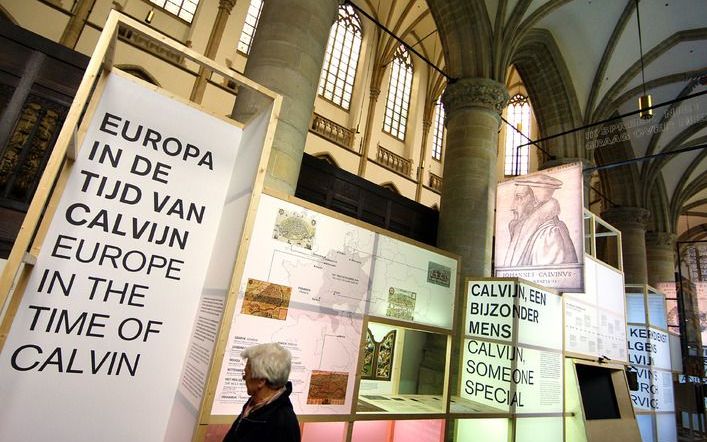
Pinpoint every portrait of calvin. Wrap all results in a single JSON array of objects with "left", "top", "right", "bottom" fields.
[{"left": 503, "top": 174, "right": 578, "bottom": 267}]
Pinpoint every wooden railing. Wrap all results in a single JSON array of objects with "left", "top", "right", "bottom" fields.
[
  {"left": 428, "top": 173, "right": 442, "bottom": 192},
  {"left": 376, "top": 145, "right": 412, "bottom": 177},
  {"left": 310, "top": 113, "right": 356, "bottom": 151}
]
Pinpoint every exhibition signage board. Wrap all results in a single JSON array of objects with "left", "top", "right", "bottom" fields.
[
  {"left": 627, "top": 297, "right": 675, "bottom": 413},
  {"left": 494, "top": 162, "right": 584, "bottom": 293},
  {"left": 210, "top": 193, "right": 458, "bottom": 417},
  {"left": 563, "top": 256, "right": 628, "bottom": 362},
  {"left": 460, "top": 279, "right": 563, "bottom": 414},
  {"left": 0, "top": 72, "right": 244, "bottom": 441}
]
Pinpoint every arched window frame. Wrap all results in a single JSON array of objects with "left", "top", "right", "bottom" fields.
[
  {"left": 237, "top": 0, "right": 264, "bottom": 55},
  {"left": 318, "top": 5, "right": 363, "bottom": 110},
  {"left": 504, "top": 93, "right": 532, "bottom": 176},
  {"left": 149, "top": 0, "right": 199, "bottom": 23},
  {"left": 431, "top": 97, "right": 445, "bottom": 161},
  {"left": 383, "top": 45, "right": 413, "bottom": 141}
]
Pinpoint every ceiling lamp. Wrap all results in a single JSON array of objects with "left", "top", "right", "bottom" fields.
[{"left": 635, "top": 0, "right": 652, "bottom": 119}]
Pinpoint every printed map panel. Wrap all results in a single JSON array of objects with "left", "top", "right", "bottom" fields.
[
  {"left": 369, "top": 235, "right": 457, "bottom": 329},
  {"left": 212, "top": 194, "right": 376, "bottom": 415}
]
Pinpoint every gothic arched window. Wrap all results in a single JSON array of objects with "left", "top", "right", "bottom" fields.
[
  {"left": 318, "top": 5, "right": 362, "bottom": 110},
  {"left": 504, "top": 93, "right": 532, "bottom": 175},
  {"left": 431, "top": 97, "right": 445, "bottom": 161},
  {"left": 238, "top": 0, "right": 264, "bottom": 55},
  {"left": 383, "top": 45, "right": 413, "bottom": 141}
]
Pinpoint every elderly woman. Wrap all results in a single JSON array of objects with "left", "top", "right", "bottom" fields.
[{"left": 223, "top": 343, "right": 300, "bottom": 442}]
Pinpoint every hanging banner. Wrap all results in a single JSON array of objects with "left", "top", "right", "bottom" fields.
[
  {"left": 0, "top": 72, "right": 241, "bottom": 442},
  {"left": 494, "top": 163, "right": 584, "bottom": 292}
]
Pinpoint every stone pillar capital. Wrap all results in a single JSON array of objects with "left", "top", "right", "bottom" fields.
[
  {"left": 601, "top": 206, "right": 651, "bottom": 231},
  {"left": 218, "top": 0, "right": 237, "bottom": 13},
  {"left": 441, "top": 77, "right": 509, "bottom": 116}
]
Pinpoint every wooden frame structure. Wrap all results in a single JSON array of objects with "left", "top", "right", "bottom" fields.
[
  {"left": 0, "top": 10, "right": 282, "bottom": 442},
  {"left": 199, "top": 187, "right": 460, "bottom": 442},
  {"left": 0, "top": 13, "right": 461, "bottom": 440}
]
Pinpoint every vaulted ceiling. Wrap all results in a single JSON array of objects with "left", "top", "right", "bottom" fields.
[{"left": 354, "top": 0, "right": 706, "bottom": 244}]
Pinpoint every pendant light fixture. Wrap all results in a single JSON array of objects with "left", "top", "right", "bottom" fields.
[{"left": 635, "top": 0, "right": 653, "bottom": 119}]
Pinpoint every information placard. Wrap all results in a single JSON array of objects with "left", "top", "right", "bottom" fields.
[
  {"left": 460, "top": 338, "right": 563, "bottom": 413},
  {"left": 564, "top": 257, "right": 628, "bottom": 362},
  {"left": 212, "top": 194, "right": 375, "bottom": 416},
  {"left": 0, "top": 73, "right": 241, "bottom": 442},
  {"left": 461, "top": 279, "right": 563, "bottom": 414}
]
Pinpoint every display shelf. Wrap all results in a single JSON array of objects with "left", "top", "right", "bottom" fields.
[{"left": 354, "top": 319, "right": 451, "bottom": 417}]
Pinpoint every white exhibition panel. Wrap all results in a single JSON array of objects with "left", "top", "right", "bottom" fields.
[
  {"left": 462, "top": 280, "right": 563, "bottom": 414},
  {"left": 494, "top": 162, "right": 585, "bottom": 293},
  {"left": 0, "top": 73, "right": 242, "bottom": 442},
  {"left": 212, "top": 194, "right": 458, "bottom": 416},
  {"left": 164, "top": 103, "right": 272, "bottom": 440},
  {"left": 657, "top": 412, "right": 678, "bottom": 442},
  {"left": 564, "top": 257, "right": 628, "bottom": 362},
  {"left": 637, "top": 414, "right": 656, "bottom": 442},
  {"left": 631, "top": 367, "right": 675, "bottom": 412},
  {"left": 455, "top": 418, "right": 509, "bottom": 442},
  {"left": 625, "top": 282, "right": 675, "bottom": 429},
  {"left": 461, "top": 338, "right": 563, "bottom": 413},
  {"left": 628, "top": 326, "right": 671, "bottom": 370},
  {"left": 514, "top": 417, "right": 564, "bottom": 442},
  {"left": 212, "top": 194, "right": 375, "bottom": 416},
  {"left": 465, "top": 281, "right": 562, "bottom": 350},
  {"left": 627, "top": 293, "right": 646, "bottom": 324},
  {"left": 368, "top": 235, "right": 457, "bottom": 329},
  {"left": 648, "top": 294, "right": 668, "bottom": 329}
]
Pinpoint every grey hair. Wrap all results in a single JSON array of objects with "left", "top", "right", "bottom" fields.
[{"left": 242, "top": 343, "right": 292, "bottom": 388}]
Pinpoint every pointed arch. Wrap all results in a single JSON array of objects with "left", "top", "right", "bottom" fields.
[
  {"left": 380, "top": 182, "right": 400, "bottom": 194},
  {"left": 116, "top": 65, "right": 160, "bottom": 86},
  {"left": 314, "top": 153, "right": 339, "bottom": 168},
  {"left": 511, "top": 29, "right": 584, "bottom": 162},
  {"left": 318, "top": 4, "right": 363, "bottom": 110}
]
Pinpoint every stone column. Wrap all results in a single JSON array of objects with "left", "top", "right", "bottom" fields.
[
  {"left": 232, "top": 0, "right": 339, "bottom": 195},
  {"left": 645, "top": 231, "right": 677, "bottom": 286},
  {"left": 438, "top": 77, "right": 508, "bottom": 278},
  {"left": 357, "top": 87, "right": 380, "bottom": 176},
  {"left": 601, "top": 207, "right": 651, "bottom": 284},
  {"left": 415, "top": 119, "right": 432, "bottom": 201},
  {"left": 437, "top": 78, "right": 507, "bottom": 400},
  {"left": 190, "top": 0, "right": 237, "bottom": 103}
]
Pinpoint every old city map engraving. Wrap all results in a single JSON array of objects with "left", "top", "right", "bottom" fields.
[
  {"left": 272, "top": 207, "right": 316, "bottom": 249},
  {"left": 306, "top": 370, "right": 349, "bottom": 405},
  {"left": 241, "top": 278, "right": 291, "bottom": 320},
  {"left": 386, "top": 287, "right": 416, "bottom": 321}
]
